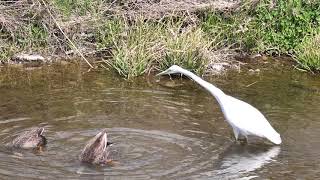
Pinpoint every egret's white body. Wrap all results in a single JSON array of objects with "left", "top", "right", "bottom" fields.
[{"left": 157, "top": 65, "right": 281, "bottom": 145}]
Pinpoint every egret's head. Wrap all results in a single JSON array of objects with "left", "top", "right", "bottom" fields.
[{"left": 156, "top": 65, "right": 184, "bottom": 76}]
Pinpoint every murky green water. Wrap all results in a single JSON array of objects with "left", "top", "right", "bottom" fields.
[{"left": 0, "top": 64, "right": 319, "bottom": 179}]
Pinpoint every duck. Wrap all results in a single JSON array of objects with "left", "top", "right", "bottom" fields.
[
  {"left": 79, "top": 129, "right": 113, "bottom": 165},
  {"left": 8, "top": 127, "right": 47, "bottom": 149}
]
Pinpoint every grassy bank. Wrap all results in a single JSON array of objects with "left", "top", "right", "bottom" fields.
[
  {"left": 201, "top": 1, "right": 320, "bottom": 60},
  {"left": 96, "top": 17, "right": 212, "bottom": 78},
  {"left": 1, "top": 0, "right": 320, "bottom": 78}
]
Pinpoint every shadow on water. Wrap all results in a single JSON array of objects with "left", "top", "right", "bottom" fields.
[{"left": 0, "top": 64, "right": 320, "bottom": 179}]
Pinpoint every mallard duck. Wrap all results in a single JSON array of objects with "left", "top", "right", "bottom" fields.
[
  {"left": 8, "top": 127, "right": 47, "bottom": 149},
  {"left": 79, "top": 129, "right": 113, "bottom": 165}
]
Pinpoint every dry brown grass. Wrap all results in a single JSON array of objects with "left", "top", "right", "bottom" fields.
[
  {"left": 0, "top": 0, "right": 241, "bottom": 77},
  {"left": 108, "top": 0, "right": 240, "bottom": 19}
]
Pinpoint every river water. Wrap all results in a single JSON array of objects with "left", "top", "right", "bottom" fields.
[{"left": 0, "top": 64, "right": 319, "bottom": 179}]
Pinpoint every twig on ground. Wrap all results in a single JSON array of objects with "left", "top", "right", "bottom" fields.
[{"left": 39, "top": 0, "right": 94, "bottom": 68}]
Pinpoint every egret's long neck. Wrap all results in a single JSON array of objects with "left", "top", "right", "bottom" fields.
[{"left": 178, "top": 69, "right": 226, "bottom": 101}]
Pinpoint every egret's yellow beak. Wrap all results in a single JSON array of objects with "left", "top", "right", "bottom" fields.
[{"left": 156, "top": 69, "right": 170, "bottom": 76}]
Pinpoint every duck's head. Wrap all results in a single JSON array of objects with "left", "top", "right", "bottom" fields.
[
  {"left": 10, "top": 127, "right": 47, "bottom": 149},
  {"left": 80, "top": 129, "right": 112, "bottom": 164},
  {"left": 156, "top": 65, "right": 184, "bottom": 76}
]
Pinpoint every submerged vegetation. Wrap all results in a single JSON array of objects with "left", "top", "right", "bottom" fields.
[{"left": 1, "top": 0, "right": 320, "bottom": 77}]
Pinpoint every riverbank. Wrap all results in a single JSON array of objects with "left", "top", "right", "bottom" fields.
[{"left": 1, "top": 0, "right": 319, "bottom": 78}]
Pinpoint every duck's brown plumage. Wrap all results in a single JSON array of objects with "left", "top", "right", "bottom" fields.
[
  {"left": 8, "top": 127, "right": 47, "bottom": 149},
  {"left": 79, "top": 129, "right": 112, "bottom": 164}
]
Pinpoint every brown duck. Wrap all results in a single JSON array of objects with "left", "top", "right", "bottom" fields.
[
  {"left": 79, "top": 129, "right": 113, "bottom": 165},
  {"left": 8, "top": 127, "right": 47, "bottom": 149}
]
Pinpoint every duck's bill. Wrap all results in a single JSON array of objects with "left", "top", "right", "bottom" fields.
[{"left": 156, "top": 70, "right": 169, "bottom": 76}]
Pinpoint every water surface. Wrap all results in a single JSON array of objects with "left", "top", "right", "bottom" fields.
[{"left": 0, "top": 64, "right": 319, "bottom": 179}]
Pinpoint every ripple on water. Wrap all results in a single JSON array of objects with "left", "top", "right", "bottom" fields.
[
  {"left": 0, "top": 126, "right": 223, "bottom": 179},
  {"left": 75, "top": 128, "right": 222, "bottom": 179}
]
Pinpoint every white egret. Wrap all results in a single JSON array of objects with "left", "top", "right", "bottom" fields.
[{"left": 157, "top": 65, "right": 281, "bottom": 145}]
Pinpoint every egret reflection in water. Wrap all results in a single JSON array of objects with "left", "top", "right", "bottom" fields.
[{"left": 214, "top": 145, "right": 281, "bottom": 179}]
